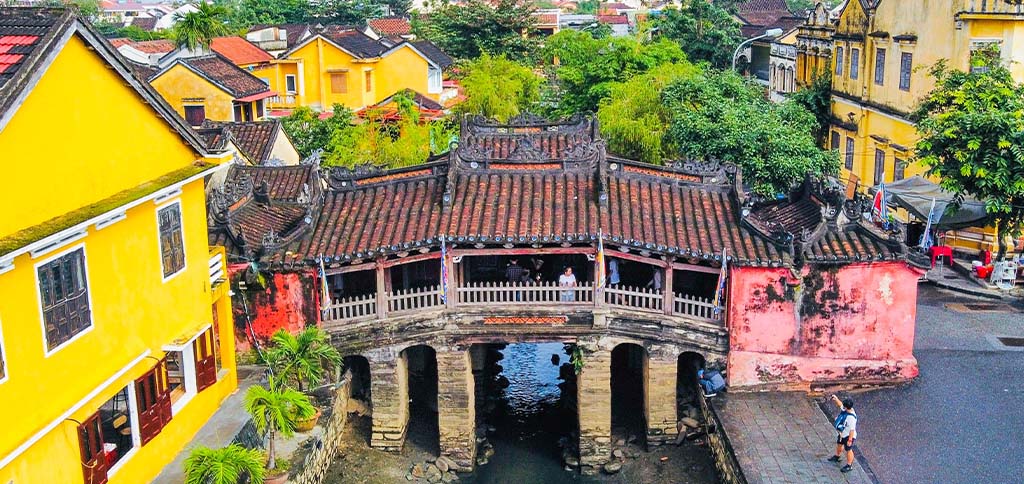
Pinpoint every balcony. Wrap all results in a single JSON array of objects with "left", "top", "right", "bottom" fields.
[
  {"left": 208, "top": 247, "right": 226, "bottom": 288},
  {"left": 960, "top": 0, "right": 1024, "bottom": 17}
]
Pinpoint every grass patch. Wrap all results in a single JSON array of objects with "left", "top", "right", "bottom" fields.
[{"left": 1, "top": 162, "right": 215, "bottom": 257}]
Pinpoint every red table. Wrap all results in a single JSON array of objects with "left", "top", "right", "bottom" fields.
[{"left": 930, "top": 245, "right": 953, "bottom": 267}]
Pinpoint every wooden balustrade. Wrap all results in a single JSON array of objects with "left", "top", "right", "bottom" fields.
[
  {"left": 604, "top": 285, "right": 664, "bottom": 313},
  {"left": 387, "top": 285, "right": 444, "bottom": 314},
  {"left": 322, "top": 294, "right": 376, "bottom": 322},
  {"left": 673, "top": 293, "right": 719, "bottom": 322},
  {"left": 457, "top": 281, "right": 594, "bottom": 305}
]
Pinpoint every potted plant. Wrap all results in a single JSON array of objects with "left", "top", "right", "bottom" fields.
[
  {"left": 266, "top": 327, "right": 342, "bottom": 392},
  {"left": 245, "top": 376, "right": 316, "bottom": 484},
  {"left": 183, "top": 444, "right": 265, "bottom": 484}
]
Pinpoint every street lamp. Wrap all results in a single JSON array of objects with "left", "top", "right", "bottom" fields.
[{"left": 732, "top": 28, "right": 785, "bottom": 72}]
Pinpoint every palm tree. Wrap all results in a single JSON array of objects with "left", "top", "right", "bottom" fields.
[
  {"left": 172, "top": 2, "right": 230, "bottom": 51},
  {"left": 244, "top": 376, "right": 316, "bottom": 473},
  {"left": 183, "top": 444, "right": 265, "bottom": 484},
  {"left": 266, "top": 328, "right": 342, "bottom": 392}
]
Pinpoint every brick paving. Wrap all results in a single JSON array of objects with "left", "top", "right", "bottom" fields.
[{"left": 712, "top": 392, "right": 873, "bottom": 484}]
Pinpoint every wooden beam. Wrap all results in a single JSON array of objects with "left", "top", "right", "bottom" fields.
[
  {"left": 451, "top": 247, "right": 595, "bottom": 257},
  {"left": 606, "top": 249, "right": 669, "bottom": 267},
  {"left": 325, "top": 262, "right": 375, "bottom": 275},
  {"left": 670, "top": 262, "right": 721, "bottom": 275},
  {"left": 382, "top": 251, "right": 441, "bottom": 268}
]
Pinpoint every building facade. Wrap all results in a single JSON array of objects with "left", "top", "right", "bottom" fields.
[
  {"left": 0, "top": 8, "right": 237, "bottom": 483},
  {"left": 795, "top": 2, "right": 835, "bottom": 88}
]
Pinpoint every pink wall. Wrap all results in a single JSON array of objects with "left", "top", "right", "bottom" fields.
[
  {"left": 726, "top": 261, "right": 921, "bottom": 389},
  {"left": 230, "top": 265, "right": 320, "bottom": 352}
]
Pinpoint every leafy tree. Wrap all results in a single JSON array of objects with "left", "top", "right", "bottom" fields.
[
  {"left": 788, "top": 71, "right": 832, "bottom": 145},
  {"left": 266, "top": 328, "right": 342, "bottom": 392},
  {"left": 173, "top": 2, "right": 232, "bottom": 50},
  {"left": 543, "top": 30, "right": 687, "bottom": 115},
  {"left": 456, "top": 53, "right": 542, "bottom": 122},
  {"left": 313, "top": 0, "right": 385, "bottom": 25},
  {"left": 281, "top": 104, "right": 355, "bottom": 158},
  {"left": 913, "top": 56, "right": 1024, "bottom": 260},
  {"left": 597, "top": 62, "right": 699, "bottom": 164},
  {"left": 575, "top": 0, "right": 600, "bottom": 14},
  {"left": 655, "top": 1, "right": 742, "bottom": 68},
  {"left": 326, "top": 94, "right": 448, "bottom": 168},
  {"left": 663, "top": 69, "right": 839, "bottom": 195},
  {"left": 413, "top": 0, "right": 539, "bottom": 60},
  {"left": 381, "top": 0, "right": 413, "bottom": 16},
  {"left": 244, "top": 376, "right": 316, "bottom": 472},
  {"left": 221, "top": 0, "right": 312, "bottom": 26},
  {"left": 183, "top": 445, "right": 265, "bottom": 484}
]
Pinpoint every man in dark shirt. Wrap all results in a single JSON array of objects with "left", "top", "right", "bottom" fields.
[{"left": 506, "top": 259, "right": 526, "bottom": 283}]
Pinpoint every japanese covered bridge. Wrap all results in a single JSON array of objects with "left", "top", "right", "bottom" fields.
[{"left": 208, "top": 114, "right": 923, "bottom": 474}]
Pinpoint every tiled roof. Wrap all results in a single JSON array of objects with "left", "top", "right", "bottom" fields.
[
  {"left": 747, "top": 197, "right": 822, "bottom": 236},
  {"left": 601, "top": 2, "right": 632, "bottom": 10},
  {"left": 375, "top": 89, "right": 444, "bottom": 111},
  {"left": 200, "top": 120, "right": 282, "bottom": 165},
  {"left": 126, "top": 60, "right": 158, "bottom": 81},
  {"left": 227, "top": 164, "right": 318, "bottom": 202},
  {"left": 597, "top": 14, "right": 629, "bottom": 25},
  {"left": 126, "top": 39, "right": 175, "bottom": 54},
  {"left": 535, "top": 13, "right": 559, "bottom": 25},
  {"left": 0, "top": 7, "right": 64, "bottom": 88},
  {"left": 368, "top": 17, "right": 412, "bottom": 36},
  {"left": 321, "top": 26, "right": 388, "bottom": 58},
  {"left": 211, "top": 36, "right": 273, "bottom": 65},
  {"left": 178, "top": 54, "right": 270, "bottom": 98},
  {"left": 411, "top": 40, "right": 454, "bottom": 69},
  {"left": 128, "top": 17, "right": 157, "bottom": 31},
  {"left": 109, "top": 37, "right": 132, "bottom": 48}
]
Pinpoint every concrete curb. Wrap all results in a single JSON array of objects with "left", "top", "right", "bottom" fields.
[{"left": 921, "top": 278, "right": 1006, "bottom": 300}]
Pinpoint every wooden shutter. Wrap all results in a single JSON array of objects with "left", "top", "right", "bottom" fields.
[
  {"left": 195, "top": 330, "right": 217, "bottom": 392},
  {"left": 135, "top": 360, "right": 171, "bottom": 445},
  {"left": 330, "top": 73, "right": 348, "bottom": 93},
  {"left": 78, "top": 413, "right": 109, "bottom": 484}
]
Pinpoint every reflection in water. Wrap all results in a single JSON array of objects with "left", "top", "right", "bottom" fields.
[{"left": 464, "top": 342, "right": 584, "bottom": 484}]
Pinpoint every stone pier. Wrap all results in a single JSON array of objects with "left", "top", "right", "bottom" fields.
[
  {"left": 368, "top": 347, "right": 409, "bottom": 452},
  {"left": 645, "top": 346, "right": 679, "bottom": 446},
  {"left": 577, "top": 339, "right": 612, "bottom": 475},
  {"left": 436, "top": 346, "right": 477, "bottom": 472}
]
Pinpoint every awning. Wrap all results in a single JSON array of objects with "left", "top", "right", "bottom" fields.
[
  {"left": 879, "top": 176, "right": 989, "bottom": 229},
  {"left": 234, "top": 90, "right": 277, "bottom": 102}
]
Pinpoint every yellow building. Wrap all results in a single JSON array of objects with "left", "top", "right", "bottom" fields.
[
  {"left": 268, "top": 25, "right": 452, "bottom": 112},
  {"left": 0, "top": 7, "right": 237, "bottom": 484},
  {"left": 828, "top": 0, "right": 1024, "bottom": 251},
  {"left": 795, "top": 2, "right": 834, "bottom": 88},
  {"left": 150, "top": 54, "right": 275, "bottom": 126}
]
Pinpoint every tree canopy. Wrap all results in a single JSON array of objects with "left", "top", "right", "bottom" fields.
[
  {"left": 662, "top": 70, "right": 839, "bottom": 195},
  {"left": 913, "top": 55, "right": 1024, "bottom": 259},
  {"left": 456, "top": 54, "right": 542, "bottom": 122},
  {"left": 413, "top": 0, "right": 539, "bottom": 60},
  {"left": 543, "top": 30, "right": 687, "bottom": 115},
  {"left": 654, "top": 0, "right": 743, "bottom": 68},
  {"left": 281, "top": 104, "right": 355, "bottom": 159},
  {"left": 173, "top": 2, "right": 231, "bottom": 50}
]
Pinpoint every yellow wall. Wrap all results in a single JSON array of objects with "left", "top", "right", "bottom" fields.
[
  {"left": 0, "top": 31, "right": 237, "bottom": 484},
  {"left": 285, "top": 37, "right": 437, "bottom": 111},
  {"left": 0, "top": 36, "right": 198, "bottom": 238},
  {"left": 150, "top": 64, "right": 237, "bottom": 123}
]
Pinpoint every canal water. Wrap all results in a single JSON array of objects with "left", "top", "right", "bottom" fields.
[{"left": 462, "top": 342, "right": 583, "bottom": 483}]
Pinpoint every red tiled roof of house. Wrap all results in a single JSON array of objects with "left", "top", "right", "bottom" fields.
[
  {"left": 128, "top": 39, "right": 175, "bottom": 54},
  {"left": 109, "top": 37, "right": 132, "bottom": 48},
  {"left": 601, "top": 2, "right": 632, "bottom": 10},
  {"left": 128, "top": 16, "right": 157, "bottom": 31},
  {"left": 211, "top": 36, "right": 273, "bottom": 65},
  {"left": 597, "top": 14, "right": 629, "bottom": 25},
  {"left": 201, "top": 120, "right": 284, "bottom": 164},
  {"left": 0, "top": 8, "right": 59, "bottom": 84},
  {"left": 367, "top": 17, "right": 412, "bottom": 36},
  {"left": 534, "top": 13, "right": 558, "bottom": 25},
  {"left": 178, "top": 55, "right": 270, "bottom": 98}
]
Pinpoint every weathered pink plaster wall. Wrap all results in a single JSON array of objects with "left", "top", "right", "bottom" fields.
[
  {"left": 726, "top": 261, "right": 921, "bottom": 389},
  {"left": 230, "top": 265, "right": 319, "bottom": 352}
]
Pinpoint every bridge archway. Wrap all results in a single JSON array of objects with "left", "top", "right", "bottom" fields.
[
  {"left": 401, "top": 344, "right": 439, "bottom": 455},
  {"left": 677, "top": 351, "right": 706, "bottom": 418},
  {"left": 611, "top": 343, "right": 647, "bottom": 445}
]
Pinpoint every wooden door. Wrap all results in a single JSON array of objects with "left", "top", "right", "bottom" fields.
[
  {"left": 135, "top": 360, "right": 171, "bottom": 445},
  {"left": 155, "top": 359, "right": 173, "bottom": 427},
  {"left": 78, "top": 413, "right": 108, "bottom": 484},
  {"left": 195, "top": 329, "right": 217, "bottom": 392}
]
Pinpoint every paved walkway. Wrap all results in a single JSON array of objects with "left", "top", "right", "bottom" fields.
[
  {"left": 712, "top": 392, "right": 873, "bottom": 484},
  {"left": 152, "top": 366, "right": 264, "bottom": 484}
]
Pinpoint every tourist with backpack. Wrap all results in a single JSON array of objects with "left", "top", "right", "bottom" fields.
[{"left": 827, "top": 394, "right": 858, "bottom": 473}]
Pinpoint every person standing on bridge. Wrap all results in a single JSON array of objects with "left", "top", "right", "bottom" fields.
[
  {"left": 558, "top": 266, "right": 577, "bottom": 302},
  {"left": 827, "top": 395, "right": 858, "bottom": 473},
  {"left": 506, "top": 258, "right": 526, "bottom": 283}
]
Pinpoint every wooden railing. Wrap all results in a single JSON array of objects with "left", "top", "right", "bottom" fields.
[
  {"left": 674, "top": 293, "right": 719, "bottom": 322},
  {"left": 963, "top": 0, "right": 1024, "bottom": 15},
  {"left": 388, "top": 285, "right": 444, "bottom": 314},
  {"left": 208, "top": 247, "right": 226, "bottom": 288},
  {"left": 321, "top": 281, "right": 724, "bottom": 326},
  {"left": 322, "top": 294, "right": 376, "bottom": 322},
  {"left": 457, "top": 281, "right": 594, "bottom": 305},
  {"left": 604, "top": 285, "right": 663, "bottom": 313}
]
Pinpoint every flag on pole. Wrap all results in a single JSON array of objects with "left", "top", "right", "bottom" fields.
[
  {"left": 712, "top": 248, "right": 728, "bottom": 315},
  {"left": 596, "top": 228, "right": 607, "bottom": 287},
  {"left": 440, "top": 235, "right": 449, "bottom": 303},
  {"left": 872, "top": 182, "right": 886, "bottom": 223},
  {"left": 919, "top": 198, "right": 937, "bottom": 250},
  {"left": 318, "top": 255, "right": 330, "bottom": 314}
]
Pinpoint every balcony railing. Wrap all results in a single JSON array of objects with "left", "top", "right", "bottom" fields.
[
  {"left": 322, "top": 280, "right": 723, "bottom": 326},
  {"left": 963, "top": 0, "right": 1024, "bottom": 15},
  {"left": 209, "top": 247, "right": 226, "bottom": 288}
]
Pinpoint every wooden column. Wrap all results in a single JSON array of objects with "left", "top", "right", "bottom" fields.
[
  {"left": 594, "top": 256, "right": 605, "bottom": 308},
  {"left": 445, "top": 255, "right": 457, "bottom": 309},
  {"left": 376, "top": 261, "right": 387, "bottom": 319},
  {"left": 662, "top": 265, "right": 674, "bottom": 315}
]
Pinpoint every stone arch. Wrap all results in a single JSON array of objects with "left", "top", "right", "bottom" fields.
[
  {"left": 342, "top": 354, "right": 372, "bottom": 406},
  {"left": 610, "top": 342, "right": 647, "bottom": 445},
  {"left": 400, "top": 344, "right": 439, "bottom": 455}
]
